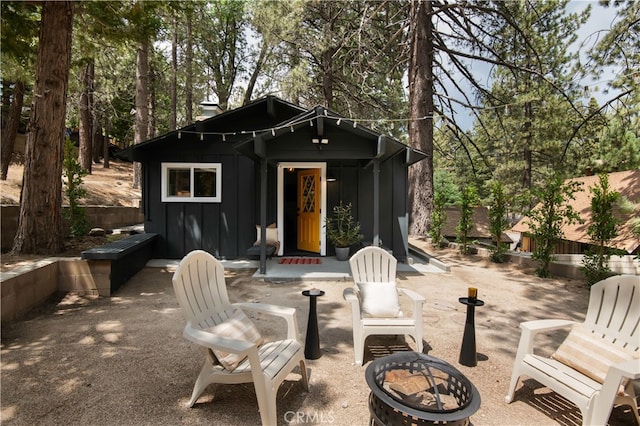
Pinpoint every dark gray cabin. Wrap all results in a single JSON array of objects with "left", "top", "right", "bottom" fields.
[{"left": 118, "top": 96, "right": 427, "bottom": 272}]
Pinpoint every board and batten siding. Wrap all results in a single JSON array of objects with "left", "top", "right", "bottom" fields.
[{"left": 141, "top": 141, "right": 257, "bottom": 259}]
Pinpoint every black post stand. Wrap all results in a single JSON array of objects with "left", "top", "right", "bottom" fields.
[
  {"left": 458, "top": 297, "right": 484, "bottom": 367},
  {"left": 302, "top": 290, "right": 325, "bottom": 359}
]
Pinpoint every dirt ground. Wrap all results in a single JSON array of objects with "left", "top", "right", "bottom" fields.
[
  {"left": 1, "top": 160, "right": 140, "bottom": 271},
  {"left": 0, "top": 160, "right": 140, "bottom": 207},
  {"left": 1, "top": 246, "right": 637, "bottom": 426},
  {"left": 1, "top": 162, "right": 637, "bottom": 425}
]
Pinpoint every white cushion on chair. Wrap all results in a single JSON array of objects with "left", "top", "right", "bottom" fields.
[
  {"left": 551, "top": 324, "right": 639, "bottom": 384},
  {"left": 207, "top": 309, "right": 264, "bottom": 371},
  {"left": 357, "top": 281, "right": 401, "bottom": 318},
  {"left": 255, "top": 224, "right": 279, "bottom": 247}
]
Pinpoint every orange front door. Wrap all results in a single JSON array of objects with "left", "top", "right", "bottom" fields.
[{"left": 297, "top": 169, "right": 321, "bottom": 253}]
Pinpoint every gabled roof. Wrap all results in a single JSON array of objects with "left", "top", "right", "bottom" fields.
[
  {"left": 116, "top": 96, "right": 428, "bottom": 166},
  {"left": 116, "top": 96, "right": 306, "bottom": 162},
  {"left": 512, "top": 169, "right": 640, "bottom": 253},
  {"left": 233, "top": 105, "right": 428, "bottom": 165}
]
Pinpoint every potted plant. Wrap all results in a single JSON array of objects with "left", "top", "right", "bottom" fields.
[{"left": 325, "top": 202, "right": 364, "bottom": 261}]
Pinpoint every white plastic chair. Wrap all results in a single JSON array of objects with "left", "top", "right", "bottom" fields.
[
  {"left": 505, "top": 275, "right": 640, "bottom": 425},
  {"left": 343, "top": 246, "right": 425, "bottom": 365},
  {"left": 172, "top": 250, "right": 308, "bottom": 426}
]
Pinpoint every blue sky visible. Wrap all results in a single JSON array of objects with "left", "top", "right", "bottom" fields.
[{"left": 450, "top": 0, "right": 622, "bottom": 130}]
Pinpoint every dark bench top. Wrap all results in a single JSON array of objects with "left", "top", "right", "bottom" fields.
[
  {"left": 246, "top": 244, "right": 277, "bottom": 256},
  {"left": 81, "top": 233, "right": 158, "bottom": 261}
]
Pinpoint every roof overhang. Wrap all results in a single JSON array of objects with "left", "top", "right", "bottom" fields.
[{"left": 233, "top": 105, "right": 428, "bottom": 166}]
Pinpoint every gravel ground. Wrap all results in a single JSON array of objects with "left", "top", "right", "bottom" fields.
[{"left": 1, "top": 247, "right": 637, "bottom": 426}]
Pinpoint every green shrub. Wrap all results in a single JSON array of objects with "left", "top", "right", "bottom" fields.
[{"left": 63, "top": 137, "right": 90, "bottom": 238}]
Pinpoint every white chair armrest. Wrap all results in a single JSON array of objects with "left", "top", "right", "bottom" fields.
[
  {"left": 343, "top": 287, "right": 360, "bottom": 304},
  {"left": 234, "top": 302, "right": 295, "bottom": 317},
  {"left": 234, "top": 302, "right": 299, "bottom": 340},
  {"left": 611, "top": 358, "right": 640, "bottom": 380},
  {"left": 591, "top": 359, "right": 640, "bottom": 424},
  {"left": 515, "top": 319, "right": 576, "bottom": 359},
  {"left": 343, "top": 287, "right": 364, "bottom": 331},
  {"left": 398, "top": 287, "right": 425, "bottom": 318},
  {"left": 183, "top": 322, "right": 256, "bottom": 355},
  {"left": 398, "top": 287, "right": 425, "bottom": 302},
  {"left": 520, "top": 319, "right": 576, "bottom": 333}
]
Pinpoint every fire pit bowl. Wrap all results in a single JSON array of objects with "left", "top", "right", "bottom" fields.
[{"left": 365, "top": 352, "right": 480, "bottom": 425}]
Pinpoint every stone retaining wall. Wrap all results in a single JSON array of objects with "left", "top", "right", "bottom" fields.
[
  {"left": 0, "top": 258, "right": 111, "bottom": 325},
  {"left": 1, "top": 205, "right": 143, "bottom": 251}
]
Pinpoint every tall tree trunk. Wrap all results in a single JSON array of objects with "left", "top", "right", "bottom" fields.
[
  {"left": 1, "top": 80, "right": 11, "bottom": 131},
  {"left": 13, "top": 1, "right": 73, "bottom": 254},
  {"left": 243, "top": 43, "right": 268, "bottom": 106},
  {"left": 148, "top": 61, "right": 156, "bottom": 139},
  {"left": 407, "top": 0, "right": 434, "bottom": 236},
  {"left": 92, "top": 108, "right": 102, "bottom": 163},
  {"left": 321, "top": 2, "right": 335, "bottom": 109},
  {"left": 170, "top": 14, "right": 178, "bottom": 130},
  {"left": 103, "top": 114, "right": 110, "bottom": 169},
  {"left": 78, "top": 60, "right": 94, "bottom": 173},
  {"left": 321, "top": 48, "right": 335, "bottom": 109},
  {"left": 185, "top": 11, "right": 193, "bottom": 124},
  {"left": 133, "top": 40, "right": 149, "bottom": 190},
  {"left": 523, "top": 100, "right": 532, "bottom": 189},
  {"left": 1, "top": 80, "right": 25, "bottom": 180}
]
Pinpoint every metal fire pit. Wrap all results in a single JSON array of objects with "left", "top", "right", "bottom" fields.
[{"left": 365, "top": 352, "right": 480, "bottom": 426}]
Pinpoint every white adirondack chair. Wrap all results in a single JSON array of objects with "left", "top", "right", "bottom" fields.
[
  {"left": 172, "top": 250, "right": 308, "bottom": 426},
  {"left": 505, "top": 275, "right": 640, "bottom": 425},
  {"left": 343, "top": 246, "right": 425, "bottom": 365}
]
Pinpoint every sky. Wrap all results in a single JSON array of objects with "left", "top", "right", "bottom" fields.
[{"left": 452, "top": 0, "right": 623, "bottom": 130}]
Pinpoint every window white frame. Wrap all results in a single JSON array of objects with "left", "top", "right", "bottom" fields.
[{"left": 161, "top": 162, "right": 222, "bottom": 203}]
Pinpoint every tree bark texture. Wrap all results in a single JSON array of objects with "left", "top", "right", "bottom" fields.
[
  {"left": 13, "top": 2, "right": 73, "bottom": 254},
  {"left": 170, "top": 15, "right": 178, "bottom": 130},
  {"left": 407, "top": 0, "right": 434, "bottom": 236},
  {"left": 243, "top": 43, "right": 268, "bottom": 106},
  {"left": 103, "top": 114, "right": 110, "bottom": 169},
  {"left": 133, "top": 40, "right": 150, "bottom": 189},
  {"left": 1, "top": 80, "right": 11, "bottom": 129},
  {"left": 1, "top": 80, "right": 25, "bottom": 180},
  {"left": 185, "top": 12, "right": 193, "bottom": 124},
  {"left": 78, "top": 60, "right": 94, "bottom": 173},
  {"left": 92, "top": 109, "right": 102, "bottom": 163},
  {"left": 148, "top": 63, "right": 156, "bottom": 139}
]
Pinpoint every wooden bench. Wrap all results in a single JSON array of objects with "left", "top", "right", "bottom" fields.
[
  {"left": 246, "top": 244, "right": 277, "bottom": 259},
  {"left": 81, "top": 233, "right": 158, "bottom": 295}
]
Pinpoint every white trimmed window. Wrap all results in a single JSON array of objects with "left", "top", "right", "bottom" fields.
[{"left": 161, "top": 162, "right": 222, "bottom": 202}]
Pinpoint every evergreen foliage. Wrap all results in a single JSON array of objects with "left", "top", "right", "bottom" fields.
[
  {"left": 63, "top": 137, "right": 90, "bottom": 238},
  {"left": 488, "top": 181, "right": 509, "bottom": 263},
  {"left": 526, "top": 175, "right": 583, "bottom": 278},
  {"left": 429, "top": 191, "right": 447, "bottom": 249},
  {"left": 3, "top": 0, "right": 637, "bottom": 254},
  {"left": 581, "top": 174, "right": 620, "bottom": 286}
]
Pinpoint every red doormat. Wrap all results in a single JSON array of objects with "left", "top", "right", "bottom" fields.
[{"left": 278, "top": 257, "right": 321, "bottom": 265}]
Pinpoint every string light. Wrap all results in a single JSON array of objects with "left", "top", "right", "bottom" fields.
[
  {"left": 180, "top": 70, "right": 637, "bottom": 141},
  {"left": 172, "top": 111, "right": 435, "bottom": 140}
]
